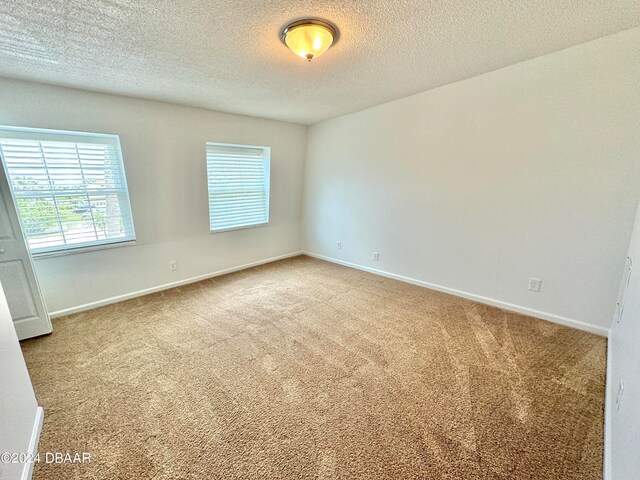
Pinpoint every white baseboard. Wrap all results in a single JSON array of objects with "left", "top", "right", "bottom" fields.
[
  {"left": 49, "top": 248, "right": 609, "bottom": 337},
  {"left": 13, "top": 316, "right": 53, "bottom": 341},
  {"left": 303, "top": 251, "right": 609, "bottom": 337},
  {"left": 603, "top": 335, "right": 613, "bottom": 480},
  {"left": 21, "top": 406, "right": 44, "bottom": 480},
  {"left": 49, "top": 251, "right": 303, "bottom": 318}
]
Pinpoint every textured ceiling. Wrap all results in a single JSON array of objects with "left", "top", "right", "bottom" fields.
[{"left": 1, "top": 1, "right": 639, "bottom": 124}]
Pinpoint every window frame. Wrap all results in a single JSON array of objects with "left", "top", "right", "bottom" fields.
[
  {"left": 0, "top": 125, "right": 137, "bottom": 257},
  {"left": 205, "top": 141, "right": 271, "bottom": 234}
]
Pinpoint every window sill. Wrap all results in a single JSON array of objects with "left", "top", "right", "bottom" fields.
[
  {"left": 210, "top": 222, "right": 268, "bottom": 234},
  {"left": 31, "top": 240, "right": 137, "bottom": 259}
]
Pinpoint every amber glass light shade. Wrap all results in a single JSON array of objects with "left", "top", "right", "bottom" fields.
[{"left": 283, "top": 22, "right": 335, "bottom": 62}]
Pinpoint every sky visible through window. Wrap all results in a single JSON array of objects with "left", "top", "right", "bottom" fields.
[{"left": 1, "top": 134, "right": 135, "bottom": 254}]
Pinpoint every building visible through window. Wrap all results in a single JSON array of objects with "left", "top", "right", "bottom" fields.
[{"left": 0, "top": 126, "right": 136, "bottom": 255}]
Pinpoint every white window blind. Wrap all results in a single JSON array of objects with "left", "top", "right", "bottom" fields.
[
  {"left": 206, "top": 143, "right": 270, "bottom": 233},
  {"left": 0, "top": 126, "right": 136, "bottom": 255}
]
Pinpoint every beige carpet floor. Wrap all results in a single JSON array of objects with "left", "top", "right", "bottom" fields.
[{"left": 21, "top": 256, "right": 606, "bottom": 479}]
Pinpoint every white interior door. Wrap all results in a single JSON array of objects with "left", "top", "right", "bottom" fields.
[{"left": 0, "top": 160, "right": 52, "bottom": 340}]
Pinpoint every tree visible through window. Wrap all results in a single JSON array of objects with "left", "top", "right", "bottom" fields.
[{"left": 0, "top": 127, "right": 136, "bottom": 254}]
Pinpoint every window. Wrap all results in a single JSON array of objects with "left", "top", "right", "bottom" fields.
[
  {"left": 206, "top": 142, "right": 270, "bottom": 233},
  {"left": 0, "top": 126, "right": 136, "bottom": 255}
]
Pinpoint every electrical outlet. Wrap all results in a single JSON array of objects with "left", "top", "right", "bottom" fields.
[
  {"left": 372, "top": 252, "right": 380, "bottom": 261},
  {"left": 169, "top": 260, "right": 178, "bottom": 271},
  {"left": 528, "top": 277, "right": 541, "bottom": 292},
  {"left": 337, "top": 241, "right": 342, "bottom": 250},
  {"left": 616, "top": 379, "right": 624, "bottom": 410}
]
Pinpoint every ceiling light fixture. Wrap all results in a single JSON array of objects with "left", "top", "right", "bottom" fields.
[{"left": 281, "top": 19, "right": 337, "bottom": 62}]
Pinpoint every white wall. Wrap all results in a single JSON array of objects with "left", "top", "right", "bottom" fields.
[
  {"left": 607, "top": 196, "right": 640, "bottom": 479},
  {"left": 0, "top": 78, "right": 307, "bottom": 313},
  {"left": 303, "top": 27, "right": 640, "bottom": 333},
  {"left": 0, "top": 281, "right": 41, "bottom": 480}
]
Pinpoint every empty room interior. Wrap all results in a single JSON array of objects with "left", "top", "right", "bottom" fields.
[{"left": 1, "top": 1, "right": 640, "bottom": 479}]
